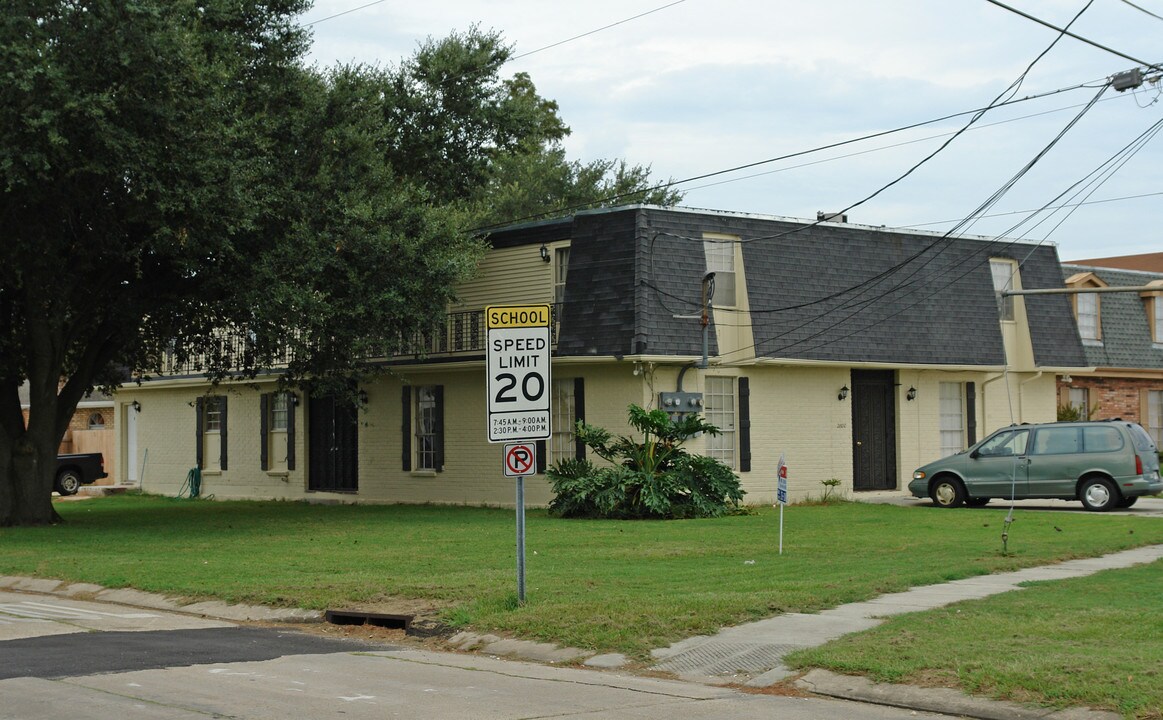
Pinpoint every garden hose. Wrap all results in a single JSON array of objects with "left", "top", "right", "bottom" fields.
[{"left": 178, "top": 467, "right": 202, "bottom": 499}]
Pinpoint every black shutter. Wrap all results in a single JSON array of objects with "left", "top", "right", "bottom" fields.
[
  {"left": 434, "top": 385, "right": 445, "bottom": 472},
  {"left": 219, "top": 395, "right": 228, "bottom": 471},
  {"left": 259, "top": 394, "right": 270, "bottom": 471},
  {"left": 573, "top": 377, "right": 586, "bottom": 461},
  {"left": 401, "top": 386, "right": 411, "bottom": 471},
  {"left": 194, "top": 397, "right": 204, "bottom": 469},
  {"left": 536, "top": 440, "right": 547, "bottom": 474},
  {"left": 738, "top": 377, "right": 751, "bottom": 472},
  {"left": 286, "top": 393, "right": 296, "bottom": 471}
]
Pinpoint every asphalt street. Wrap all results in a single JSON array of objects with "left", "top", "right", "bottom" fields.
[{"left": 0, "top": 589, "right": 960, "bottom": 720}]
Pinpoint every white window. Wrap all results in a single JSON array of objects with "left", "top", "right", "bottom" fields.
[
  {"left": 415, "top": 386, "right": 440, "bottom": 471},
  {"left": 1148, "top": 390, "right": 1162, "bottom": 446},
  {"left": 87, "top": 412, "right": 105, "bottom": 429},
  {"left": 703, "top": 237, "right": 737, "bottom": 307},
  {"left": 989, "top": 260, "right": 1015, "bottom": 321},
  {"left": 200, "top": 395, "right": 226, "bottom": 471},
  {"left": 263, "top": 392, "right": 293, "bottom": 471},
  {"left": 1069, "top": 387, "right": 1090, "bottom": 420},
  {"left": 270, "top": 393, "right": 289, "bottom": 432},
  {"left": 704, "top": 377, "right": 736, "bottom": 468},
  {"left": 938, "top": 383, "right": 964, "bottom": 456},
  {"left": 1077, "top": 293, "right": 1099, "bottom": 341},
  {"left": 204, "top": 397, "right": 222, "bottom": 433},
  {"left": 550, "top": 379, "right": 577, "bottom": 464},
  {"left": 1154, "top": 297, "right": 1163, "bottom": 344}
]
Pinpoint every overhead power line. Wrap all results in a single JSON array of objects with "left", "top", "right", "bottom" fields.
[
  {"left": 983, "top": 0, "right": 1163, "bottom": 72},
  {"left": 471, "top": 79, "right": 1099, "bottom": 234},
  {"left": 511, "top": 0, "right": 688, "bottom": 61},
  {"left": 707, "top": 92, "right": 1153, "bottom": 364},
  {"left": 303, "top": 0, "right": 388, "bottom": 26},
  {"left": 896, "top": 190, "right": 1163, "bottom": 230},
  {"left": 1118, "top": 0, "right": 1163, "bottom": 23}
]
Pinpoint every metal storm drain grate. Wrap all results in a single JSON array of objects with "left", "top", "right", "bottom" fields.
[
  {"left": 651, "top": 641, "right": 805, "bottom": 676},
  {"left": 324, "top": 610, "right": 413, "bottom": 631}
]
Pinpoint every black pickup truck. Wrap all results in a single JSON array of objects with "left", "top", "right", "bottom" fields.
[{"left": 55, "top": 453, "right": 108, "bottom": 495}]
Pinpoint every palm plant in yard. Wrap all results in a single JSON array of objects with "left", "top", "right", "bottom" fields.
[{"left": 547, "top": 405, "right": 744, "bottom": 519}]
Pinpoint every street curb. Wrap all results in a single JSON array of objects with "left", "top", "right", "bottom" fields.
[
  {"left": 797, "top": 669, "right": 1121, "bottom": 720},
  {"left": 0, "top": 575, "right": 322, "bottom": 623}
]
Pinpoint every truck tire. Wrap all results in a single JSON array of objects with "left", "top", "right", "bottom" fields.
[{"left": 55, "top": 469, "right": 82, "bottom": 496}]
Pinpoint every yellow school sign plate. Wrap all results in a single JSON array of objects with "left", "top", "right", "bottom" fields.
[{"left": 486, "top": 305, "right": 552, "bottom": 443}]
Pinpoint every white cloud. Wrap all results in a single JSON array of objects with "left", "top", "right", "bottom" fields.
[{"left": 304, "top": 0, "right": 1163, "bottom": 258}]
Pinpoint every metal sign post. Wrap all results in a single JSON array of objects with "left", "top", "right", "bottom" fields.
[
  {"left": 487, "top": 304, "right": 551, "bottom": 606},
  {"left": 503, "top": 442, "right": 537, "bottom": 604},
  {"left": 775, "top": 453, "right": 788, "bottom": 555}
]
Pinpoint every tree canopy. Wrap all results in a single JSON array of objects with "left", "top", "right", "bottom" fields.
[{"left": 0, "top": 2, "right": 680, "bottom": 526}]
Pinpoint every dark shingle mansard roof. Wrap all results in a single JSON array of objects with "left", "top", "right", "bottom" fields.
[
  {"left": 488, "top": 206, "right": 1087, "bottom": 367},
  {"left": 1062, "top": 264, "right": 1163, "bottom": 370}
]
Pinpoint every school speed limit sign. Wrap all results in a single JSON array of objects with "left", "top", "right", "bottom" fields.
[{"left": 486, "top": 304, "right": 552, "bottom": 443}]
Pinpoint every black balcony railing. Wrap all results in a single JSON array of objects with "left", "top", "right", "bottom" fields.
[{"left": 153, "top": 306, "right": 561, "bottom": 375}]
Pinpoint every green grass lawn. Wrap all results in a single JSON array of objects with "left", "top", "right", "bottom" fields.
[
  {"left": 786, "top": 561, "right": 1163, "bottom": 719},
  {"left": 0, "top": 495, "right": 1158, "bottom": 716}
]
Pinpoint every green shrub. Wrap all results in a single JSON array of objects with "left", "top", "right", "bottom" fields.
[{"left": 547, "top": 405, "right": 744, "bottom": 519}]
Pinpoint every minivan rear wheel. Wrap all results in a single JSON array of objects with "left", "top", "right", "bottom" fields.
[
  {"left": 930, "top": 478, "right": 966, "bottom": 508},
  {"left": 1079, "top": 477, "right": 1118, "bottom": 512}
]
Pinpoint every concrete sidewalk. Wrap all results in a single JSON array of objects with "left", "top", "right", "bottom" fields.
[
  {"left": 650, "top": 544, "right": 1163, "bottom": 687},
  {"left": 644, "top": 543, "right": 1163, "bottom": 719}
]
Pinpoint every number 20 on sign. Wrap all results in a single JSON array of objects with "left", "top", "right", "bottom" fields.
[{"left": 486, "top": 304, "right": 552, "bottom": 443}]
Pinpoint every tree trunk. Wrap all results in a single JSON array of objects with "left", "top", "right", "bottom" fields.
[
  {"left": 0, "top": 429, "right": 59, "bottom": 526},
  {"left": 0, "top": 377, "right": 64, "bottom": 527}
]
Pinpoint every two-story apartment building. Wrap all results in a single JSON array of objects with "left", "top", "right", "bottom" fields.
[
  {"left": 1058, "top": 262, "right": 1163, "bottom": 444},
  {"left": 115, "top": 205, "right": 1089, "bottom": 505}
]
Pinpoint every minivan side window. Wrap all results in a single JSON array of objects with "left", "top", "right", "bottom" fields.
[
  {"left": 979, "top": 429, "right": 1029, "bottom": 457},
  {"left": 1032, "top": 427, "right": 1081, "bottom": 455},
  {"left": 1128, "top": 423, "right": 1157, "bottom": 452},
  {"left": 1081, "top": 426, "right": 1123, "bottom": 453}
]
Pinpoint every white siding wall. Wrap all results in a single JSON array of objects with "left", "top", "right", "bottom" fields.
[{"left": 453, "top": 242, "right": 563, "bottom": 310}]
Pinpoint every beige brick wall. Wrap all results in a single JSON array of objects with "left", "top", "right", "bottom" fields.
[{"left": 116, "top": 363, "right": 1060, "bottom": 508}]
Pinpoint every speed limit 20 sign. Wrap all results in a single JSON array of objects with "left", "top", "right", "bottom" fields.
[{"left": 486, "top": 304, "right": 552, "bottom": 443}]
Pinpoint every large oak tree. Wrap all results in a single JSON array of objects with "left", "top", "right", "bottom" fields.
[{"left": 0, "top": 3, "right": 679, "bottom": 526}]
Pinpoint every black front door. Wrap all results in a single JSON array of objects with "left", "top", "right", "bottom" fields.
[
  {"left": 851, "top": 370, "right": 897, "bottom": 491},
  {"left": 308, "top": 394, "right": 358, "bottom": 492}
]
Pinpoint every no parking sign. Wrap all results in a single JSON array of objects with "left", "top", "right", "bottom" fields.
[{"left": 503, "top": 442, "right": 537, "bottom": 478}]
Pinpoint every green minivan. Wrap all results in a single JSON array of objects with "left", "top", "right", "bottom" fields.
[{"left": 909, "top": 420, "right": 1162, "bottom": 511}]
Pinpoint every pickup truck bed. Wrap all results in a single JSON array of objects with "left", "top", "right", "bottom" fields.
[{"left": 55, "top": 453, "right": 108, "bottom": 495}]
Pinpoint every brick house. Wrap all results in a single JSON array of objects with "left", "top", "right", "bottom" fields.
[
  {"left": 1058, "top": 263, "right": 1163, "bottom": 445},
  {"left": 115, "top": 205, "right": 1088, "bottom": 505},
  {"left": 19, "top": 381, "right": 118, "bottom": 484}
]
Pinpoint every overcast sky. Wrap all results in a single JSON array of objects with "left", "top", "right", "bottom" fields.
[{"left": 303, "top": 0, "right": 1162, "bottom": 261}]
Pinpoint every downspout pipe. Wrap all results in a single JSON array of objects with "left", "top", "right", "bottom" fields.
[{"left": 1018, "top": 370, "right": 1044, "bottom": 423}]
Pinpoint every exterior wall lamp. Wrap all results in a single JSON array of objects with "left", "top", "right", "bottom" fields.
[
  {"left": 837, "top": 385, "right": 849, "bottom": 401},
  {"left": 539, "top": 244, "right": 550, "bottom": 262},
  {"left": 358, "top": 389, "right": 369, "bottom": 405},
  {"left": 131, "top": 400, "right": 142, "bottom": 413},
  {"left": 906, "top": 386, "right": 917, "bottom": 401}
]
